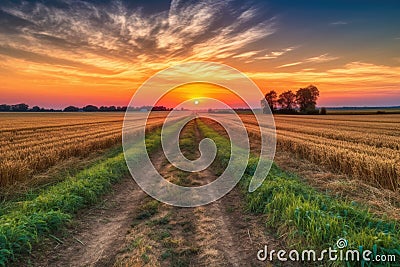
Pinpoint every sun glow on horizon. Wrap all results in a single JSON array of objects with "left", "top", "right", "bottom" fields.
[{"left": 153, "top": 83, "right": 250, "bottom": 109}]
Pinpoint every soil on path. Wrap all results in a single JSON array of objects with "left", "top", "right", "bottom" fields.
[{"left": 27, "top": 177, "right": 145, "bottom": 267}]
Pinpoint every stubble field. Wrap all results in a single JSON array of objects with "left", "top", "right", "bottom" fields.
[
  {"left": 243, "top": 114, "right": 400, "bottom": 191},
  {"left": 1, "top": 112, "right": 399, "bottom": 192},
  {"left": 0, "top": 113, "right": 166, "bottom": 188}
]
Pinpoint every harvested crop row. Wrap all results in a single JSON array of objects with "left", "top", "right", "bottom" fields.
[
  {"left": 0, "top": 113, "right": 166, "bottom": 187},
  {"left": 238, "top": 114, "right": 400, "bottom": 191}
]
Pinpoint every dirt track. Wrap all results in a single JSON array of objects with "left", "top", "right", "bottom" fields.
[
  {"left": 27, "top": 120, "right": 288, "bottom": 266},
  {"left": 28, "top": 177, "right": 145, "bottom": 266}
]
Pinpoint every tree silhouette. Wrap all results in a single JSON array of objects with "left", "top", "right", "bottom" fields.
[
  {"left": 278, "top": 90, "right": 297, "bottom": 111},
  {"left": 100, "top": 106, "right": 117, "bottom": 111},
  {"left": 10, "top": 103, "right": 29, "bottom": 112},
  {"left": 31, "top": 106, "right": 41, "bottom": 112},
  {"left": 263, "top": 90, "right": 278, "bottom": 113},
  {"left": 82, "top": 105, "right": 99, "bottom": 112},
  {"left": 0, "top": 104, "right": 11, "bottom": 111},
  {"left": 296, "top": 85, "right": 320, "bottom": 114},
  {"left": 63, "top": 106, "right": 80, "bottom": 112}
]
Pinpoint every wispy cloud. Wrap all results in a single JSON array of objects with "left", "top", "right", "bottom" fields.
[
  {"left": 277, "top": 61, "right": 303, "bottom": 68},
  {"left": 232, "top": 51, "right": 261, "bottom": 59},
  {"left": 0, "top": 0, "right": 276, "bottom": 84},
  {"left": 330, "top": 21, "right": 348, "bottom": 26},
  {"left": 255, "top": 47, "right": 296, "bottom": 60},
  {"left": 249, "top": 62, "right": 400, "bottom": 88},
  {"left": 276, "top": 53, "right": 338, "bottom": 68},
  {"left": 305, "top": 54, "right": 339, "bottom": 63}
]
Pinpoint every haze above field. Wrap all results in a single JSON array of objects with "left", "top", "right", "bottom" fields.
[{"left": 0, "top": 0, "right": 399, "bottom": 108}]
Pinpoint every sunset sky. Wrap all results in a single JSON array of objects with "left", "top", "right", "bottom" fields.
[{"left": 0, "top": 0, "right": 399, "bottom": 108}]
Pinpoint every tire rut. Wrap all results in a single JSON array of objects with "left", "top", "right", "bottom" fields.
[{"left": 29, "top": 178, "right": 146, "bottom": 267}]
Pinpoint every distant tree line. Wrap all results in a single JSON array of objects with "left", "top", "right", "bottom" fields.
[
  {"left": 0, "top": 104, "right": 62, "bottom": 112},
  {"left": 63, "top": 105, "right": 129, "bottom": 112},
  {"left": 0, "top": 104, "right": 172, "bottom": 112},
  {"left": 261, "top": 85, "right": 326, "bottom": 115}
]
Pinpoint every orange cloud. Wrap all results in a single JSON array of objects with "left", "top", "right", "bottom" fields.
[{"left": 248, "top": 62, "right": 400, "bottom": 106}]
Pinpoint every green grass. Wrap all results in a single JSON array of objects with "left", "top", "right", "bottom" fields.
[
  {"left": 136, "top": 200, "right": 160, "bottom": 220},
  {"left": 198, "top": 120, "right": 400, "bottom": 266},
  {"left": 178, "top": 119, "right": 198, "bottom": 160},
  {"left": 0, "top": 145, "right": 124, "bottom": 215},
  {"left": 0, "top": 128, "right": 163, "bottom": 266}
]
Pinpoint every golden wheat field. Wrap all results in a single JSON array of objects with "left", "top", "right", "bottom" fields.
[
  {"left": 1, "top": 113, "right": 399, "bottom": 192},
  {"left": 240, "top": 114, "right": 400, "bottom": 191},
  {"left": 0, "top": 112, "right": 168, "bottom": 187}
]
